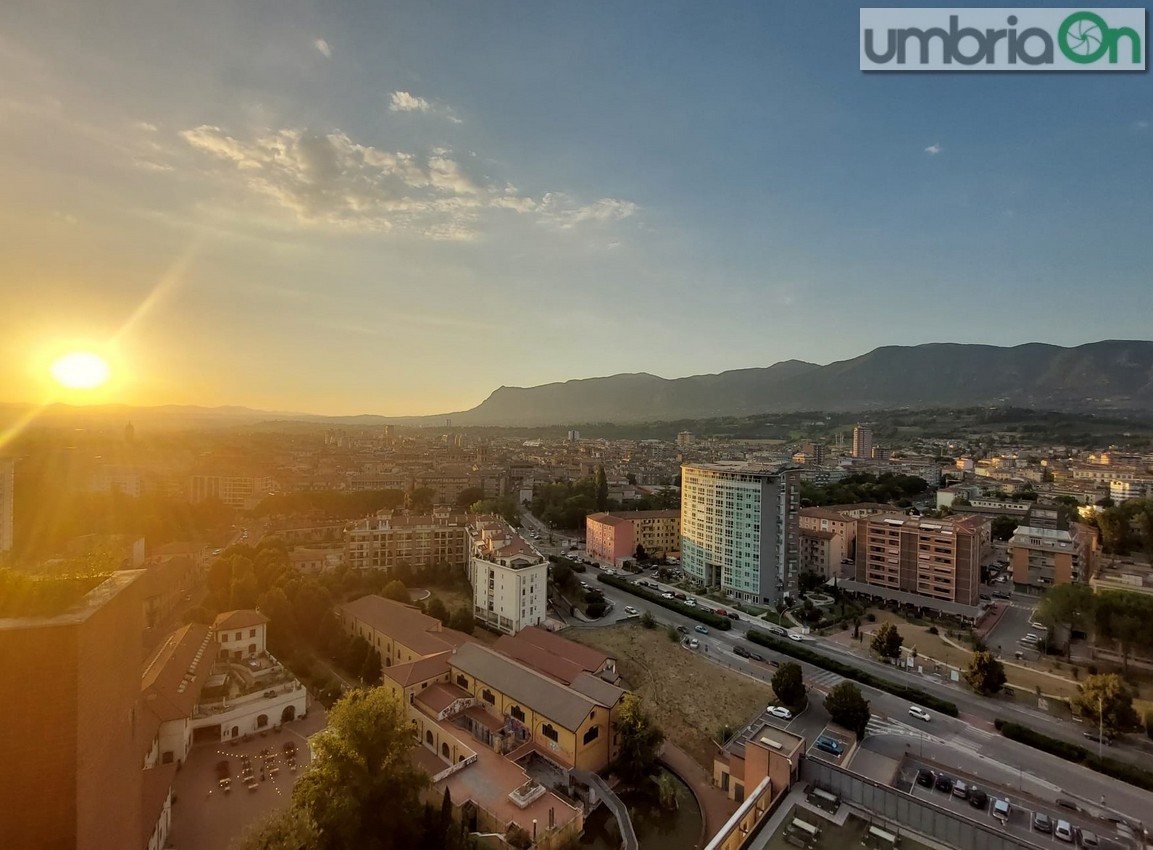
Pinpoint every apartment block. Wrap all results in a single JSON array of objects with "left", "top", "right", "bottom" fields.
[
  {"left": 189, "top": 473, "right": 277, "bottom": 510},
  {"left": 1009, "top": 504, "right": 1098, "bottom": 592},
  {"left": 848, "top": 513, "right": 989, "bottom": 618},
  {"left": 852, "top": 425, "right": 873, "bottom": 460},
  {"left": 585, "top": 509, "right": 681, "bottom": 565},
  {"left": 343, "top": 509, "right": 469, "bottom": 572},
  {"left": 797, "top": 505, "right": 885, "bottom": 577},
  {"left": 680, "top": 462, "right": 800, "bottom": 605},
  {"left": 469, "top": 518, "right": 548, "bottom": 635}
]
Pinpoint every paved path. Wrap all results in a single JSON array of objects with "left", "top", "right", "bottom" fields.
[
  {"left": 659, "top": 741, "right": 738, "bottom": 843},
  {"left": 572, "top": 769, "right": 638, "bottom": 850}
]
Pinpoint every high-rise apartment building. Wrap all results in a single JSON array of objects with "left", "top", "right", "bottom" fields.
[
  {"left": 676, "top": 430, "right": 694, "bottom": 448},
  {"left": 344, "top": 509, "right": 469, "bottom": 572},
  {"left": 0, "top": 457, "right": 13, "bottom": 552},
  {"left": 852, "top": 425, "right": 873, "bottom": 460},
  {"left": 468, "top": 518, "right": 548, "bottom": 635},
  {"left": 680, "top": 462, "right": 800, "bottom": 605},
  {"left": 849, "top": 513, "right": 988, "bottom": 616},
  {"left": 1008, "top": 504, "right": 1098, "bottom": 591}
]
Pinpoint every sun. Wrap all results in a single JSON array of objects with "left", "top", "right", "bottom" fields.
[{"left": 49, "top": 351, "right": 111, "bottom": 390}]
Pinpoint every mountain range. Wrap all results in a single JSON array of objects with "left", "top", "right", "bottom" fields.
[{"left": 6, "top": 340, "right": 1153, "bottom": 430}]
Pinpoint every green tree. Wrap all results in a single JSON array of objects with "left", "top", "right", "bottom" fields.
[
  {"left": 1072, "top": 674, "right": 1140, "bottom": 736},
  {"left": 640, "top": 610, "right": 656, "bottom": 629},
  {"left": 408, "top": 487, "right": 436, "bottom": 513},
  {"left": 382, "top": 580, "right": 410, "bottom": 604},
  {"left": 797, "top": 571, "right": 825, "bottom": 594},
  {"left": 613, "top": 694, "right": 665, "bottom": 787},
  {"left": 634, "top": 544, "right": 648, "bottom": 562},
  {"left": 454, "top": 487, "right": 486, "bottom": 510},
  {"left": 771, "top": 662, "right": 806, "bottom": 707},
  {"left": 1037, "top": 583, "right": 1095, "bottom": 658},
  {"left": 293, "top": 688, "right": 431, "bottom": 849},
  {"left": 870, "top": 622, "right": 904, "bottom": 660},
  {"left": 991, "top": 516, "right": 1019, "bottom": 541},
  {"left": 449, "top": 606, "right": 475, "bottom": 635},
  {"left": 963, "top": 650, "right": 1007, "bottom": 696},
  {"left": 427, "top": 597, "right": 450, "bottom": 626},
  {"left": 824, "top": 682, "right": 871, "bottom": 741},
  {"left": 595, "top": 465, "right": 609, "bottom": 512}
]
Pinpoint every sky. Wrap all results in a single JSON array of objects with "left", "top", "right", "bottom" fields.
[{"left": 0, "top": 0, "right": 1150, "bottom": 416}]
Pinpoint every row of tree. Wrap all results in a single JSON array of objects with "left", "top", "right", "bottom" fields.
[
  {"left": 799, "top": 473, "right": 929, "bottom": 509},
  {"left": 1089, "top": 497, "right": 1153, "bottom": 556},
  {"left": 1038, "top": 583, "right": 1153, "bottom": 669}
]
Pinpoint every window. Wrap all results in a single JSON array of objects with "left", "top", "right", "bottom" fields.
[
  {"left": 583, "top": 726, "right": 600, "bottom": 745},
  {"left": 250, "top": 628, "right": 256, "bottom": 638},
  {"left": 482, "top": 689, "right": 495, "bottom": 705},
  {"left": 542, "top": 723, "right": 558, "bottom": 742},
  {"left": 426, "top": 730, "right": 434, "bottom": 745},
  {"left": 456, "top": 674, "right": 468, "bottom": 689},
  {"left": 511, "top": 705, "right": 525, "bottom": 722}
]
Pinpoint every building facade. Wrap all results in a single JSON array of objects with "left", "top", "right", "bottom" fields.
[
  {"left": 680, "top": 462, "right": 800, "bottom": 605},
  {"left": 852, "top": 426, "right": 873, "bottom": 460},
  {"left": 189, "top": 473, "right": 277, "bottom": 509},
  {"left": 585, "top": 509, "right": 681, "bottom": 565},
  {"left": 849, "top": 513, "right": 988, "bottom": 615},
  {"left": 469, "top": 519, "right": 548, "bottom": 635},
  {"left": 1009, "top": 505, "right": 1098, "bottom": 592},
  {"left": 344, "top": 509, "right": 469, "bottom": 572}
]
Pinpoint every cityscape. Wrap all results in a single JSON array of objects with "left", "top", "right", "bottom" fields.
[{"left": 2, "top": 2, "right": 1152, "bottom": 850}]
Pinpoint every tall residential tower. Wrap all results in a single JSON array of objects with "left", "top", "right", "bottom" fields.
[{"left": 680, "top": 462, "right": 800, "bottom": 605}]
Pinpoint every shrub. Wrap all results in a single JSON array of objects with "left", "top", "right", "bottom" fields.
[
  {"left": 596, "top": 575, "right": 731, "bottom": 630},
  {"left": 995, "top": 719, "right": 1153, "bottom": 792},
  {"left": 747, "top": 629, "right": 959, "bottom": 717},
  {"left": 928, "top": 626, "right": 939, "bottom": 635},
  {"left": 586, "top": 602, "right": 607, "bottom": 618},
  {"left": 866, "top": 613, "right": 876, "bottom": 622}
]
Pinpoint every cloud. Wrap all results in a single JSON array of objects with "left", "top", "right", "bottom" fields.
[
  {"left": 539, "top": 193, "right": 639, "bottom": 228},
  {"left": 924, "top": 143, "right": 942, "bottom": 156},
  {"left": 176, "top": 124, "right": 635, "bottom": 240},
  {"left": 1137, "top": 121, "right": 1149, "bottom": 130},
  {"left": 389, "top": 91, "right": 431, "bottom": 113},
  {"left": 314, "top": 39, "right": 332, "bottom": 58}
]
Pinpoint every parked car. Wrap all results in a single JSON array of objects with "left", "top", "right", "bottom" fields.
[
  {"left": 767, "top": 625, "right": 788, "bottom": 637},
  {"left": 992, "top": 798, "right": 1011, "bottom": 824},
  {"left": 968, "top": 788, "right": 988, "bottom": 810},
  {"left": 934, "top": 774, "right": 953, "bottom": 793},
  {"left": 688, "top": 638, "right": 700, "bottom": 649},
  {"left": 676, "top": 625, "right": 688, "bottom": 634},
  {"left": 683, "top": 599, "right": 697, "bottom": 607},
  {"left": 1077, "top": 827, "right": 1099, "bottom": 847},
  {"left": 579, "top": 581, "right": 589, "bottom": 589},
  {"left": 750, "top": 652, "right": 766, "bottom": 663},
  {"left": 767, "top": 705, "right": 793, "bottom": 720},
  {"left": 1055, "top": 799, "right": 1079, "bottom": 812},
  {"left": 694, "top": 625, "right": 709, "bottom": 634},
  {"left": 602, "top": 568, "right": 616, "bottom": 576},
  {"left": 908, "top": 706, "right": 931, "bottom": 722},
  {"left": 952, "top": 780, "right": 968, "bottom": 800},
  {"left": 623, "top": 606, "right": 638, "bottom": 616},
  {"left": 1033, "top": 812, "right": 1053, "bottom": 834},
  {"left": 733, "top": 645, "right": 751, "bottom": 658},
  {"left": 814, "top": 736, "right": 843, "bottom": 755},
  {"left": 662, "top": 592, "right": 674, "bottom": 599},
  {"left": 1054, "top": 820, "right": 1074, "bottom": 843},
  {"left": 916, "top": 769, "right": 935, "bottom": 788},
  {"left": 673, "top": 592, "right": 687, "bottom": 600},
  {"left": 726, "top": 611, "right": 740, "bottom": 620},
  {"left": 993, "top": 591, "right": 1011, "bottom": 599},
  {"left": 788, "top": 633, "right": 803, "bottom": 642},
  {"left": 1083, "top": 731, "right": 1112, "bottom": 746},
  {"left": 1030, "top": 621, "right": 1048, "bottom": 631}
]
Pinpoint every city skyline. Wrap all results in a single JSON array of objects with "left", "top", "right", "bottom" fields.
[{"left": 2, "top": 1, "right": 1151, "bottom": 415}]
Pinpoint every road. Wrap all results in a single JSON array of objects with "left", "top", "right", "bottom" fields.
[{"left": 570, "top": 567, "right": 1153, "bottom": 835}]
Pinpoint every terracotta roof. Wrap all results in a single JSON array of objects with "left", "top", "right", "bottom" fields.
[
  {"left": 513, "top": 626, "right": 611, "bottom": 675},
  {"left": 569, "top": 672, "right": 625, "bottom": 708},
  {"left": 410, "top": 743, "right": 449, "bottom": 778},
  {"left": 450, "top": 644, "right": 597, "bottom": 732},
  {"left": 141, "top": 623, "right": 215, "bottom": 723},
  {"left": 415, "top": 682, "right": 473, "bottom": 715},
  {"left": 212, "top": 610, "right": 269, "bottom": 631},
  {"left": 338, "top": 595, "right": 461, "bottom": 657},
  {"left": 462, "top": 704, "right": 506, "bottom": 732},
  {"left": 140, "top": 763, "right": 178, "bottom": 846},
  {"left": 492, "top": 634, "right": 584, "bottom": 685},
  {"left": 586, "top": 512, "right": 629, "bottom": 527},
  {"left": 382, "top": 652, "right": 451, "bottom": 687},
  {"left": 800, "top": 507, "right": 852, "bottom": 522}
]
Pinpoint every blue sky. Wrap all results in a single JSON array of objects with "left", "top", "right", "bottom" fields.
[{"left": 0, "top": 0, "right": 1149, "bottom": 414}]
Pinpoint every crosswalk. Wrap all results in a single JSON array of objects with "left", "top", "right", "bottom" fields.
[
  {"left": 806, "top": 670, "right": 845, "bottom": 692},
  {"left": 866, "top": 715, "right": 938, "bottom": 742}
]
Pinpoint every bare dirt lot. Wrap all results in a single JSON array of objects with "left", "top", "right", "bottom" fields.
[{"left": 569, "top": 624, "right": 774, "bottom": 770}]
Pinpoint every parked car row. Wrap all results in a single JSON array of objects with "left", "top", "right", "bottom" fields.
[{"left": 915, "top": 769, "right": 988, "bottom": 810}]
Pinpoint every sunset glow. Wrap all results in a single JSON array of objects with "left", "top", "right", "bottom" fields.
[{"left": 49, "top": 351, "right": 111, "bottom": 391}]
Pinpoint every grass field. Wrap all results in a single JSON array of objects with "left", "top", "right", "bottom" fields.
[{"left": 568, "top": 623, "right": 774, "bottom": 770}]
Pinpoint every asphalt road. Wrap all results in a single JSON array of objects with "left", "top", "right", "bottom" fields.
[{"left": 568, "top": 568, "right": 1153, "bottom": 834}]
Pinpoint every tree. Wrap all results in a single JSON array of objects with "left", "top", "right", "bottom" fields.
[
  {"left": 964, "top": 650, "right": 1007, "bottom": 696},
  {"left": 771, "top": 662, "right": 806, "bottom": 707},
  {"left": 824, "top": 682, "right": 871, "bottom": 741},
  {"left": 1072, "top": 674, "right": 1140, "bottom": 736},
  {"left": 870, "top": 622, "right": 904, "bottom": 660},
  {"left": 634, "top": 544, "right": 648, "bottom": 562},
  {"left": 427, "top": 597, "right": 450, "bottom": 626},
  {"left": 408, "top": 487, "right": 436, "bottom": 513},
  {"left": 382, "top": 580, "right": 410, "bottom": 604},
  {"left": 640, "top": 610, "right": 656, "bottom": 629},
  {"left": 454, "top": 487, "right": 486, "bottom": 510},
  {"left": 1037, "top": 583, "right": 1095, "bottom": 658},
  {"left": 991, "top": 516, "right": 1019, "bottom": 541},
  {"left": 595, "top": 465, "right": 609, "bottom": 512},
  {"left": 293, "top": 688, "right": 431, "bottom": 849},
  {"left": 613, "top": 694, "right": 665, "bottom": 787},
  {"left": 797, "top": 571, "right": 826, "bottom": 594},
  {"left": 449, "top": 606, "right": 475, "bottom": 635}
]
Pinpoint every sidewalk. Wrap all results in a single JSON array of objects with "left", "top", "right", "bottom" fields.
[{"left": 659, "top": 741, "right": 738, "bottom": 842}]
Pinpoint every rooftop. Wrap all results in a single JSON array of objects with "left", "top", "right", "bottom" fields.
[
  {"left": 337, "top": 595, "right": 474, "bottom": 658},
  {"left": 141, "top": 623, "right": 215, "bottom": 723},
  {"left": 0, "top": 570, "right": 143, "bottom": 629},
  {"left": 212, "top": 609, "right": 269, "bottom": 631},
  {"left": 512, "top": 626, "right": 613, "bottom": 677}
]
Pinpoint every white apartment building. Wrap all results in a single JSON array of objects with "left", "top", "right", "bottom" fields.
[
  {"left": 0, "top": 457, "right": 13, "bottom": 552},
  {"left": 468, "top": 518, "right": 548, "bottom": 635},
  {"left": 680, "top": 462, "right": 800, "bottom": 605}
]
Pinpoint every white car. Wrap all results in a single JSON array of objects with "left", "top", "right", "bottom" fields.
[
  {"left": 1030, "top": 621, "right": 1047, "bottom": 631},
  {"left": 624, "top": 606, "right": 639, "bottom": 616},
  {"left": 788, "top": 633, "right": 802, "bottom": 642},
  {"left": 688, "top": 638, "right": 700, "bottom": 649},
  {"left": 662, "top": 592, "right": 674, "bottom": 599},
  {"left": 683, "top": 599, "right": 696, "bottom": 607},
  {"left": 602, "top": 568, "right": 615, "bottom": 576},
  {"left": 908, "top": 706, "right": 931, "bottom": 722},
  {"left": 767, "top": 705, "right": 793, "bottom": 720},
  {"left": 1054, "top": 820, "right": 1074, "bottom": 843}
]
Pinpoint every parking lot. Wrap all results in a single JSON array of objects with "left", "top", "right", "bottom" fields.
[
  {"left": 898, "top": 759, "right": 1129, "bottom": 850},
  {"left": 985, "top": 595, "right": 1048, "bottom": 661}
]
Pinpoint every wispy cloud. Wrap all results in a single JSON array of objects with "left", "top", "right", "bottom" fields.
[
  {"left": 1137, "top": 120, "right": 1149, "bottom": 130},
  {"left": 314, "top": 38, "right": 332, "bottom": 58},
  {"left": 389, "top": 91, "right": 462, "bottom": 124},
  {"left": 924, "top": 143, "right": 942, "bottom": 156},
  {"left": 176, "top": 124, "right": 636, "bottom": 240}
]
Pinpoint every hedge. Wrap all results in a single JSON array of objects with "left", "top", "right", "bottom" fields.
[
  {"left": 746, "top": 629, "right": 959, "bottom": 717},
  {"left": 596, "top": 574, "right": 732, "bottom": 630},
  {"left": 994, "top": 719, "right": 1153, "bottom": 792}
]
